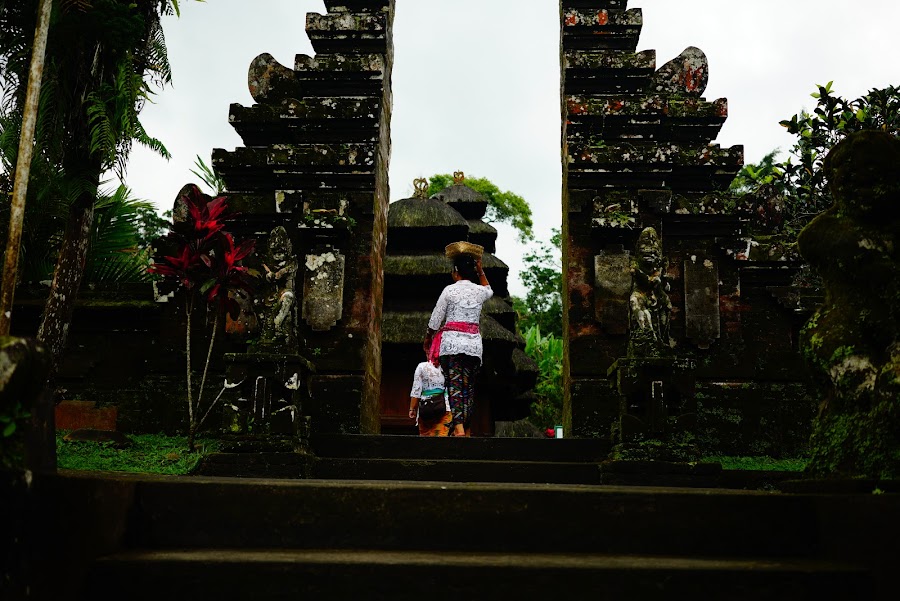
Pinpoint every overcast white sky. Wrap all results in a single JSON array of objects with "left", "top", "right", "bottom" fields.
[{"left": 125, "top": 0, "right": 900, "bottom": 296}]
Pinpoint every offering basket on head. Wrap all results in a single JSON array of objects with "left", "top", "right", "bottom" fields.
[{"left": 445, "top": 241, "right": 484, "bottom": 260}]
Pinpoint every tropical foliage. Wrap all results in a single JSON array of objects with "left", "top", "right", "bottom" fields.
[
  {"left": 0, "top": 397, "right": 28, "bottom": 468},
  {"left": 150, "top": 184, "right": 254, "bottom": 450},
  {"left": 191, "top": 154, "right": 226, "bottom": 195},
  {"left": 729, "top": 150, "right": 783, "bottom": 195},
  {"left": 426, "top": 173, "right": 534, "bottom": 242},
  {"left": 513, "top": 228, "right": 562, "bottom": 338},
  {"left": 774, "top": 82, "right": 899, "bottom": 233},
  {"left": 0, "top": 182, "right": 160, "bottom": 284},
  {"left": 0, "top": 0, "right": 188, "bottom": 377},
  {"left": 523, "top": 325, "right": 563, "bottom": 429}
]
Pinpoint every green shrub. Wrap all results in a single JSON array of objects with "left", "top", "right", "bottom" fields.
[{"left": 524, "top": 325, "right": 563, "bottom": 429}]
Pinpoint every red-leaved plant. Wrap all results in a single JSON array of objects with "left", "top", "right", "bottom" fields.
[{"left": 150, "top": 185, "right": 255, "bottom": 450}]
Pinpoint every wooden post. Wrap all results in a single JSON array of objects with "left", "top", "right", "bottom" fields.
[{"left": 0, "top": 0, "right": 54, "bottom": 336}]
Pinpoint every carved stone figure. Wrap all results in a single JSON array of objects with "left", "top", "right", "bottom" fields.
[
  {"left": 628, "top": 227, "right": 673, "bottom": 355},
  {"left": 798, "top": 130, "right": 900, "bottom": 478},
  {"left": 258, "top": 226, "right": 298, "bottom": 347}
]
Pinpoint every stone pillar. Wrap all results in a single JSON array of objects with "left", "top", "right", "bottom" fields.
[
  {"left": 560, "top": 1, "right": 743, "bottom": 440},
  {"left": 214, "top": 1, "right": 394, "bottom": 434}
]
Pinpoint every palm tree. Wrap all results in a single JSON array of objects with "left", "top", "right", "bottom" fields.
[{"left": 0, "top": 0, "right": 182, "bottom": 378}]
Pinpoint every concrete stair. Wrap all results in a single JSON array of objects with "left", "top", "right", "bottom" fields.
[
  {"left": 196, "top": 434, "right": 798, "bottom": 489},
  {"left": 60, "top": 471, "right": 894, "bottom": 599},
  {"left": 91, "top": 549, "right": 866, "bottom": 600}
]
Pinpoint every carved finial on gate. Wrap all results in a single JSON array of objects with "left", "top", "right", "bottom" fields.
[
  {"left": 413, "top": 178, "right": 429, "bottom": 199},
  {"left": 453, "top": 171, "right": 465, "bottom": 184}
]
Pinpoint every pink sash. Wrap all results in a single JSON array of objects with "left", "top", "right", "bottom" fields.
[{"left": 430, "top": 321, "right": 480, "bottom": 364}]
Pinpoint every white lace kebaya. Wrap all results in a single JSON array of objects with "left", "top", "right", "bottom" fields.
[
  {"left": 409, "top": 361, "right": 450, "bottom": 411},
  {"left": 428, "top": 280, "right": 494, "bottom": 361}
]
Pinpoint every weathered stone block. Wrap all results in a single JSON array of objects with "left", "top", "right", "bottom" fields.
[
  {"left": 594, "top": 250, "right": 631, "bottom": 335},
  {"left": 230, "top": 99, "right": 381, "bottom": 146},
  {"left": 306, "top": 11, "right": 390, "bottom": 54},
  {"left": 323, "top": 0, "right": 391, "bottom": 12},
  {"left": 567, "top": 142, "right": 743, "bottom": 190},
  {"left": 212, "top": 145, "right": 378, "bottom": 192},
  {"left": 302, "top": 246, "right": 346, "bottom": 331},
  {"left": 307, "top": 375, "right": 365, "bottom": 434},
  {"left": 646, "top": 46, "right": 708, "bottom": 96},
  {"left": 683, "top": 256, "right": 720, "bottom": 349},
  {"left": 55, "top": 401, "right": 117, "bottom": 432},
  {"left": 570, "top": 377, "right": 619, "bottom": 440},
  {"left": 562, "top": 8, "right": 642, "bottom": 51}
]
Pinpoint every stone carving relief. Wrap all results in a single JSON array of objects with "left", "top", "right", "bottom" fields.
[
  {"left": 628, "top": 227, "right": 673, "bottom": 355},
  {"left": 258, "top": 226, "right": 298, "bottom": 348}
]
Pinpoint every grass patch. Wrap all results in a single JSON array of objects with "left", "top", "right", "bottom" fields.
[
  {"left": 706, "top": 455, "right": 808, "bottom": 472},
  {"left": 57, "top": 432, "right": 220, "bottom": 475}
]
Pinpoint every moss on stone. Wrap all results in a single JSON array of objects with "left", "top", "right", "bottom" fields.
[
  {"left": 798, "top": 131, "right": 900, "bottom": 479},
  {"left": 388, "top": 197, "right": 468, "bottom": 229},
  {"left": 382, "top": 312, "right": 517, "bottom": 345},
  {"left": 385, "top": 253, "right": 506, "bottom": 277},
  {"left": 384, "top": 255, "right": 451, "bottom": 277},
  {"left": 431, "top": 183, "right": 488, "bottom": 207}
]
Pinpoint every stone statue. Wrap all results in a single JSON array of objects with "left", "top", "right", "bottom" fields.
[
  {"left": 629, "top": 227, "right": 673, "bottom": 355},
  {"left": 257, "top": 226, "right": 298, "bottom": 347},
  {"left": 798, "top": 130, "right": 900, "bottom": 479}
]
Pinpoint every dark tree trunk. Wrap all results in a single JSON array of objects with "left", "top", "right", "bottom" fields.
[{"left": 36, "top": 158, "right": 100, "bottom": 382}]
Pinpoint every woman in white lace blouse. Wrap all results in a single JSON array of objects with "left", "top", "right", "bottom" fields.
[{"left": 424, "top": 253, "right": 492, "bottom": 437}]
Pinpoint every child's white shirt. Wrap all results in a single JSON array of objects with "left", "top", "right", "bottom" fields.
[{"left": 410, "top": 361, "right": 450, "bottom": 412}]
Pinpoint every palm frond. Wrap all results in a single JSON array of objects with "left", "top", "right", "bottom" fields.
[
  {"left": 82, "top": 184, "right": 155, "bottom": 283},
  {"left": 190, "top": 155, "right": 226, "bottom": 195}
]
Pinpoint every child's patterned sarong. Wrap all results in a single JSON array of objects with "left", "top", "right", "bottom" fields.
[
  {"left": 418, "top": 411, "right": 451, "bottom": 437},
  {"left": 440, "top": 353, "right": 480, "bottom": 430}
]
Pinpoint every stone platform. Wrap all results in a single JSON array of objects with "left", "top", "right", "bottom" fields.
[
  {"left": 9, "top": 469, "right": 897, "bottom": 599},
  {"left": 196, "top": 434, "right": 799, "bottom": 489}
]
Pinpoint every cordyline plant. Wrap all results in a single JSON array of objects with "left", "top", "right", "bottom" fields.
[{"left": 150, "top": 184, "right": 255, "bottom": 450}]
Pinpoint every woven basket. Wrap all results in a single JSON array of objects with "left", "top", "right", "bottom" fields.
[{"left": 445, "top": 241, "right": 484, "bottom": 260}]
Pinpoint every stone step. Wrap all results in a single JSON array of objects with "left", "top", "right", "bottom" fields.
[
  {"left": 310, "top": 433, "right": 611, "bottom": 462},
  {"left": 120, "top": 475, "right": 822, "bottom": 557},
  {"left": 195, "top": 449, "right": 799, "bottom": 490},
  {"left": 195, "top": 452, "right": 313, "bottom": 479},
  {"left": 87, "top": 548, "right": 869, "bottom": 600},
  {"left": 312, "top": 457, "right": 601, "bottom": 484}
]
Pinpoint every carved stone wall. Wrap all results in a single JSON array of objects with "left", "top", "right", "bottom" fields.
[
  {"left": 561, "top": 1, "right": 815, "bottom": 454},
  {"left": 214, "top": 0, "right": 395, "bottom": 434}
]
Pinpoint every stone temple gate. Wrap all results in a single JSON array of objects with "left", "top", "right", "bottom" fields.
[{"left": 36, "top": 1, "right": 817, "bottom": 451}]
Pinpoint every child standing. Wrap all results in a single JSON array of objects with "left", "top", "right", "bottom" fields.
[{"left": 409, "top": 356, "right": 451, "bottom": 437}]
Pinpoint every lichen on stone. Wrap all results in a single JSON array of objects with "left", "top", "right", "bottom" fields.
[{"left": 798, "top": 131, "right": 900, "bottom": 479}]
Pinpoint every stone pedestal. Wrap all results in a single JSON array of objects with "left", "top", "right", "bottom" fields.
[
  {"left": 221, "top": 352, "right": 314, "bottom": 447},
  {"left": 609, "top": 357, "right": 698, "bottom": 461}
]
